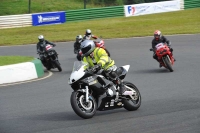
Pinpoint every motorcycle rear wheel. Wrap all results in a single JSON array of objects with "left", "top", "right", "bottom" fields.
[
  {"left": 70, "top": 91, "right": 97, "bottom": 119},
  {"left": 122, "top": 81, "right": 141, "bottom": 111},
  {"left": 105, "top": 48, "right": 110, "bottom": 57}
]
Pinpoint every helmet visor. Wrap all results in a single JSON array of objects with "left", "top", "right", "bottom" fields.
[
  {"left": 76, "top": 38, "right": 82, "bottom": 43},
  {"left": 154, "top": 34, "right": 160, "bottom": 39},
  {"left": 86, "top": 33, "right": 91, "bottom": 36},
  {"left": 82, "top": 45, "right": 92, "bottom": 55},
  {"left": 39, "top": 39, "right": 44, "bottom": 42}
]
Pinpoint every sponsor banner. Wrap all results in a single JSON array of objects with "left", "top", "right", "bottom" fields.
[
  {"left": 124, "top": 0, "right": 180, "bottom": 17},
  {"left": 32, "top": 11, "right": 66, "bottom": 26}
]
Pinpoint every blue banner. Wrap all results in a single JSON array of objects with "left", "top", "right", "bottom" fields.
[{"left": 32, "top": 11, "right": 66, "bottom": 26}]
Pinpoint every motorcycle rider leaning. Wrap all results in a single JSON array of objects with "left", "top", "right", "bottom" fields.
[
  {"left": 151, "top": 30, "right": 175, "bottom": 66},
  {"left": 83, "top": 29, "right": 98, "bottom": 40},
  {"left": 83, "top": 29, "right": 104, "bottom": 48},
  {"left": 80, "top": 40, "right": 126, "bottom": 95},
  {"left": 74, "top": 35, "right": 83, "bottom": 54},
  {"left": 37, "top": 35, "right": 56, "bottom": 65}
]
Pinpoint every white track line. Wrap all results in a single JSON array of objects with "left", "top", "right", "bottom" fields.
[{"left": 0, "top": 71, "right": 53, "bottom": 87}]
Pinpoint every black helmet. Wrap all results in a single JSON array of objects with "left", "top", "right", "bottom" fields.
[{"left": 80, "top": 40, "right": 95, "bottom": 56}]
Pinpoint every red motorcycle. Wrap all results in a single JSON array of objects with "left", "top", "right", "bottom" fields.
[
  {"left": 77, "top": 38, "right": 110, "bottom": 61},
  {"left": 150, "top": 43, "right": 175, "bottom": 72}
]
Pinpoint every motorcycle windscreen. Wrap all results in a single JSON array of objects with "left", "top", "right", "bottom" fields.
[
  {"left": 69, "top": 61, "right": 88, "bottom": 84},
  {"left": 72, "top": 61, "right": 88, "bottom": 72}
]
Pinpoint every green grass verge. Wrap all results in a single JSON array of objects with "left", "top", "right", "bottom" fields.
[
  {"left": 0, "top": 56, "right": 35, "bottom": 66},
  {"left": 0, "top": 8, "right": 199, "bottom": 46},
  {"left": 0, "top": 0, "right": 106, "bottom": 16}
]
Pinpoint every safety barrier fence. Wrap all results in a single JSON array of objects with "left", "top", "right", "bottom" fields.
[
  {"left": 0, "top": 0, "right": 199, "bottom": 29},
  {"left": 184, "top": 0, "right": 200, "bottom": 9},
  {"left": 180, "top": 0, "right": 184, "bottom": 9},
  {"left": 0, "top": 14, "right": 32, "bottom": 29},
  {"left": 66, "top": 6, "right": 124, "bottom": 22}
]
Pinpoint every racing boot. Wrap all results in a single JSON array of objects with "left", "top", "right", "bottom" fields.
[
  {"left": 155, "top": 57, "right": 162, "bottom": 68},
  {"left": 119, "top": 83, "right": 126, "bottom": 95}
]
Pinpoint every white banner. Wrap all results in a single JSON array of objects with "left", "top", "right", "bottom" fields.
[{"left": 124, "top": 0, "right": 180, "bottom": 17}]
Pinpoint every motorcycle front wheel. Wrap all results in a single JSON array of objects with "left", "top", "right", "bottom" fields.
[
  {"left": 163, "top": 55, "right": 173, "bottom": 72},
  {"left": 54, "top": 60, "right": 62, "bottom": 72},
  {"left": 122, "top": 81, "right": 141, "bottom": 111},
  {"left": 70, "top": 91, "right": 97, "bottom": 119},
  {"left": 46, "top": 61, "right": 51, "bottom": 70}
]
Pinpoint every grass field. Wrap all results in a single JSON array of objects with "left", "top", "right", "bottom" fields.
[
  {"left": 0, "top": 56, "right": 34, "bottom": 66},
  {"left": 0, "top": 8, "right": 199, "bottom": 46},
  {"left": 0, "top": 0, "right": 109, "bottom": 16}
]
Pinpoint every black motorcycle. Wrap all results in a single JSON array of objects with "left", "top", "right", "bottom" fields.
[
  {"left": 68, "top": 61, "right": 141, "bottom": 119},
  {"left": 38, "top": 44, "right": 62, "bottom": 72}
]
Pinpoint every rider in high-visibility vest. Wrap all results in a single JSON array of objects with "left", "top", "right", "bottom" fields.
[{"left": 80, "top": 40, "right": 126, "bottom": 95}]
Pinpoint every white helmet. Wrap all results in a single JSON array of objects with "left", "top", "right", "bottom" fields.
[
  {"left": 154, "top": 30, "right": 162, "bottom": 41},
  {"left": 86, "top": 29, "right": 92, "bottom": 36},
  {"left": 76, "top": 35, "right": 83, "bottom": 43},
  {"left": 38, "top": 35, "right": 44, "bottom": 42},
  {"left": 80, "top": 40, "right": 95, "bottom": 56}
]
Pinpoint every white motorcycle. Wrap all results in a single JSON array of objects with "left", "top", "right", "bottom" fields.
[{"left": 68, "top": 61, "right": 141, "bottom": 119}]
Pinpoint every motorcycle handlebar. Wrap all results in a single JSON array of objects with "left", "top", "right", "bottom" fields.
[{"left": 85, "top": 68, "right": 95, "bottom": 74}]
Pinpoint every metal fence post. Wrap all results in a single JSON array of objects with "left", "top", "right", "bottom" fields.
[
  {"left": 28, "top": 0, "right": 31, "bottom": 13},
  {"left": 84, "top": 0, "right": 86, "bottom": 9}
]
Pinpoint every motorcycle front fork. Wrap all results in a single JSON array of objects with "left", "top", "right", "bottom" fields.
[{"left": 85, "top": 86, "right": 89, "bottom": 103}]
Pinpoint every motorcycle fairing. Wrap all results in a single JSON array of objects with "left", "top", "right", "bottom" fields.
[
  {"left": 81, "top": 75, "right": 109, "bottom": 95},
  {"left": 97, "top": 96, "right": 123, "bottom": 111},
  {"left": 116, "top": 65, "right": 130, "bottom": 80},
  {"left": 69, "top": 66, "right": 85, "bottom": 85}
]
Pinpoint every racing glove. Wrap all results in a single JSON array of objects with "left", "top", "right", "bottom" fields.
[{"left": 91, "top": 64, "right": 102, "bottom": 73}]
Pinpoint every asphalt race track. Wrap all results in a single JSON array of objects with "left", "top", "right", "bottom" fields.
[{"left": 0, "top": 34, "right": 200, "bottom": 133}]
